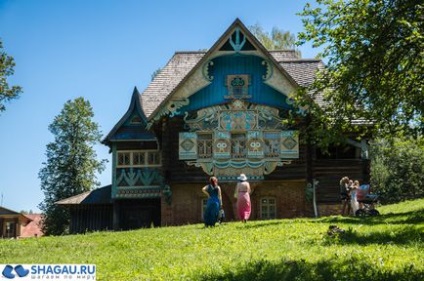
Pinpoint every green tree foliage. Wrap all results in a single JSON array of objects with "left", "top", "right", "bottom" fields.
[
  {"left": 38, "top": 97, "right": 107, "bottom": 235},
  {"left": 370, "top": 137, "right": 424, "bottom": 203},
  {"left": 0, "top": 39, "right": 22, "bottom": 113},
  {"left": 296, "top": 0, "right": 424, "bottom": 139},
  {"left": 249, "top": 23, "right": 298, "bottom": 51}
]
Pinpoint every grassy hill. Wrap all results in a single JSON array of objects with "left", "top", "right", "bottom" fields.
[{"left": 1, "top": 198, "right": 423, "bottom": 280}]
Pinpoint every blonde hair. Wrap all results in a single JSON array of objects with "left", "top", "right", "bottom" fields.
[{"left": 340, "top": 176, "right": 349, "bottom": 184}]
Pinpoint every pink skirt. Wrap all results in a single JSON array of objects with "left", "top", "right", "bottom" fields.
[{"left": 237, "top": 191, "right": 251, "bottom": 220}]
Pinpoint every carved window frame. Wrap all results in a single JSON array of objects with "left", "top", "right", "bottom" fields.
[
  {"left": 197, "top": 133, "right": 213, "bottom": 159},
  {"left": 117, "top": 150, "right": 161, "bottom": 167}
]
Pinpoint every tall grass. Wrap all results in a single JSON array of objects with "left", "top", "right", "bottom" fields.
[{"left": 1, "top": 199, "right": 423, "bottom": 280}]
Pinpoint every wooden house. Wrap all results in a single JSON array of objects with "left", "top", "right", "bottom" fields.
[
  {"left": 0, "top": 207, "right": 43, "bottom": 238},
  {"left": 57, "top": 19, "right": 370, "bottom": 233}
]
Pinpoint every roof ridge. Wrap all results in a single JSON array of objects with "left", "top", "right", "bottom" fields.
[
  {"left": 280, "top": 59, "right": 322, "bottom": 63},
  {"left": 174, "top": 51, "right": 207, "bottom": 54}
]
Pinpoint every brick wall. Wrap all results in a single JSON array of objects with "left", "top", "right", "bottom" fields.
[
  {"left": 317, "top": 203, "right": 342, "bottom": 216},
  {"left": 160, "top": 179, "right": 314, "bottom": 225}
]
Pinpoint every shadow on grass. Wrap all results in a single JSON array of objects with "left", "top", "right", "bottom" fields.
[
  {"left": 378, "top": 209, "right": 424, "bottom": 224},
  {"left": 317, "top": 209, "right": 424, "bottom": 226},
  {"left": 322, "top": 225, "right": 424, "bottom": 246},
  {"left": 198, "top": 257, "right": 423, "bottom": 281},
  {"left": 235, "top": 220, "right": 283, "bottom": 229}
]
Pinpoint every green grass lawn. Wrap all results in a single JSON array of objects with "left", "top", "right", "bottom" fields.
[{"left": 1, "top": 198, "right": 423, "bottom": 280}]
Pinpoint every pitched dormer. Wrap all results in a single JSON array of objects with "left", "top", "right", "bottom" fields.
[
  {"left": 102, "top": 88, "right": 163, "bottom": 199},
  {"left": 103, "top": 87, "right": 157, "bottom": 146}
]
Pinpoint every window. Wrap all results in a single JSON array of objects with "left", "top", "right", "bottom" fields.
[
  {"left": 147, "top": 151, "right": 160, "bottom": 165},
  {"left": 117, "top": 150, "right": 161, "bottom": 167},
  {"left": 5, "top": 221, "right": 15, "bottom": 238},
  {"left": 132, "top": 152, "right": 145, "bottom": 165},
  {"left": 264, "top": 132, "right": 280, "bottom": 158},
  {"left": 231, "top": 133, "right": 246, "bottom": 158},
  {"left": 118, "top": 152, "right": 131, "bottom": 166},
  {"left": 260, "top": 197, "right": 276, "bottom": 219},
  {"left": 197, "top": 133, "right": 213, "bottom": 158}
]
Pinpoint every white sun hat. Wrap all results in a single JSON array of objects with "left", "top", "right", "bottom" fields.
[{"left": 237, "top": 173, "right": 248, "bottom": 181}]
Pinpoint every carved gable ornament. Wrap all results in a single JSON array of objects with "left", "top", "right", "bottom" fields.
[
  {"left": 178, "top": 100, "right": 299, "bottom": 180},
  {"left": 225, "top": 74, "right": 251, "bottom": 99}
]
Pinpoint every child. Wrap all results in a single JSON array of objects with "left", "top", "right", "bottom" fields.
[
  {"left": 350, "top": 180, "right": 360, "bottom": 215},
  {"left": 218, "top": 208, "right": 225, "bottom": 224}
]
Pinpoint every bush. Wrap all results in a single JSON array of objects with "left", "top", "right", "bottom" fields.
[{"left": 370, "top": 137, "right": 424, "bottom": 203}]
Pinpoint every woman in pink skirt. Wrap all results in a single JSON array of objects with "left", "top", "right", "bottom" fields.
[{"left": 234, "top": 173, "right": 251, "bottom": 223}]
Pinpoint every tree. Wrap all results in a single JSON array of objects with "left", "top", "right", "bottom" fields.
[
  {"left": 370, "top": 137, "right": 424, "bottom": 203},
  {"left": 0, "top": 39, "right": 22, "bottom": 113},
  {"left": 38, "top": 97, "right": 107, "bottom": 235},
  {"left": 296, "top": 0, "right": 424, "bottom": 139},
  {"left": 249, "top": 23, "right": 299, "bottom": 51}
]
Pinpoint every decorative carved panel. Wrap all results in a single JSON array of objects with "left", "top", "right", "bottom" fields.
[
  {"left": 225, "top": 74, "right": 251, "bottom": 99},
  {"left": 180, "top": 100, "right": 298, "bottom": 179},
  {"left": 280, "top": 131, "right": 299, "bottom": 158},
  {"left": 179, "top": 132, "right": 197, "bottom": 160},
  {"left": 219, "top": 110, "right": 257, "bottom": 131},
  {"left": 213, "top": 131, "right": 231, "bottom": 159},
  {"left": 247, "top": 131, "right": 264, "bottom": 158},
  {"left": 114, "top": 167, "right": 165, "bottom": 199}
]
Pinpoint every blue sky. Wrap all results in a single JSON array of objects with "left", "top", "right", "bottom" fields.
[{"left": 0, "top": 0, "right": 319, "bottom": 213}]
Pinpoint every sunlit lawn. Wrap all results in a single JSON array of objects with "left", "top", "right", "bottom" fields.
[{"left": 1, "top": 198, "right": 423, "bottom": 280}]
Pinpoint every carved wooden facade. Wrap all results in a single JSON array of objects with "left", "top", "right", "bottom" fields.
[{"left": 57, "top": 19, "right": 370, "bottom": 233}]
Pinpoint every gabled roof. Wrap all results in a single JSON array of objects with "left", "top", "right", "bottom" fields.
[
  {"left": 0, "top": 206, "right": 32, "bottom": 225},
  {"left": 140, "top": 18, "right": 325, "bottom": 121},
  {"left": 56, "top": 185, "right": 112, "bottom": 205},
  {"left": 140, "top": 52, "right": 205, "bottom": 118},
  {"left": 280, "top": 60, "right": 323, "bottom": 87},
  {"left": 102, "top": 87, "right": 157, "bottom": 146},
  {"left": 278, "top": 58, "right": 325, "bottom": 107}
]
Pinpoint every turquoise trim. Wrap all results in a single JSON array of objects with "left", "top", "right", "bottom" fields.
[
  {"left": 229, "top": 28, "right": 246, "bottom": 52},
  {"left": 181, "top": 54, "right": 292, "bottom": 113},
  {"left": 112, "top": 145, "right": 117, "bottom": 198},
  {"left": 116, "top": 167, "right": 163, "bottom": 187}
]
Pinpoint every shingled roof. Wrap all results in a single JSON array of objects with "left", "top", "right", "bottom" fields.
[
  {"left": 278, "top": 59, "right": 325, "bottom": 87},
  {"left": 140, "top": 51, "right": 324, "bottom": 119},
  {"left": 140, "top": 52, "right": 205, "bottom": 118},
  {"left": 56, "top": 185, "right": 112, "bottom": 205}
]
